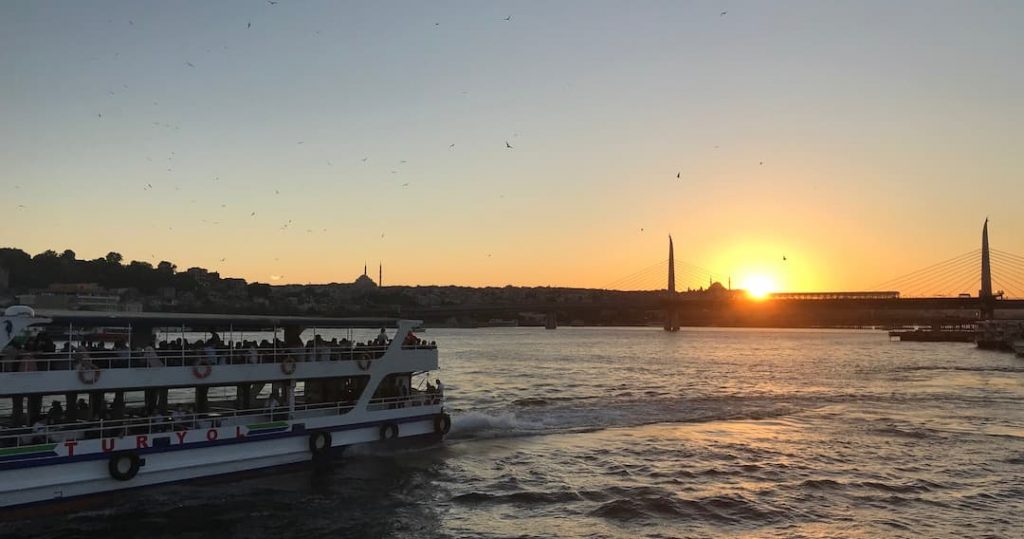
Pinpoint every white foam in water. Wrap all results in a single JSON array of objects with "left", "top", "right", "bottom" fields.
[{"left": 449, "top": 411, "right": 544, "bottom": 438}]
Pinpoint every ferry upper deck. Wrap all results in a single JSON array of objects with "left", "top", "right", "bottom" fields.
[{"left": 0, "top": 307, "right": 444, "bottom": 450}]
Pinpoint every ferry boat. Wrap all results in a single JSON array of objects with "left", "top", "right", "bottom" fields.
[{"left": 0, "top": 306, "right": 449, "bottom": 510}]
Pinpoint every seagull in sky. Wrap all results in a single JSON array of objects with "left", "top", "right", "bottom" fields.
[
  {"left": 782, "top": 256, "right": 787, "bottom": 261},
  {"left": 251, "top": 212, "right": 256, "bottom": 216},
  {"left": 676, "top": 172, "right": 681, "bottom": 179},
  {"left": 247, "top": 21, "right": 252, "bottom": 29},
  {"left": 505, "top": 141, "right": 513, "bottom": 149},
  {"left": 361, "top": 157, "right": 368, "bottom": 162},
  {"left": 759, "top": 161, "right": 764, "bottom": 166},
  {"left": 268, "top": 1, "right": 278, "bottom": 4},
  {"left": 186, "top": 61, "right": 195, "bottom": 68},
  {"left": 402, "top": 182, "right": 409, "bottom": 187},
  {"left": 504, "top": 15, "right": 512, "bottom": 21},
  {"left": 449, "top": 143, "right": 455, "bottom": 149},
  {"left": 720, "top": 11, "right": 728, "bottom": 16}
]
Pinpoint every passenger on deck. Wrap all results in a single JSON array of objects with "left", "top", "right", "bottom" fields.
[
  {"left": 144, "top": 344, "right": 163, "bottom": 368},
  {"left": 203, "top": 339, "right": 219, "bottom": 365},
  {"left": 113, "top": 340, "right": 130, "bottom": 369},
  {"left": 18, "top": 348, "right": 37, "bottom": 372},
  {"left": 374, "top": 328, "right": 388, "bottom": 346},
  {"left": 246, "top": 342, "right": 259, "bottom": 364},
  {"left": 31, "top": 418, "right": 47, "bottom": 444},
  {"left": 47, "top": 401, "right": 64, "bottom": 425},
  {"left": 76, "top": 399, "right": 89, "bottom": 421},
  {"left": 171, "top": 406, "right": 187, "bottom": 430},
  {"left": 2, "top": 344, "right": 17, "bottom": 373}
]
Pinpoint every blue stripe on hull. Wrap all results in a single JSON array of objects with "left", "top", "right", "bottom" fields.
[{"left": 0, "top": 413, "right": 438, "bottom": 472}]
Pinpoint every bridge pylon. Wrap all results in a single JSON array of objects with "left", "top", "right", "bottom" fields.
[
  {"left": 664, "top": 235, "right": 680, "bottom": 332},
  {"left": 980, "top": 218, "right": 995, "bottom": 319}
]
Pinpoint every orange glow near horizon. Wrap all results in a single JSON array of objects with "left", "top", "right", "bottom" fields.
[{"left": 740, "top": 274, "right": 779, "bottom": 300}]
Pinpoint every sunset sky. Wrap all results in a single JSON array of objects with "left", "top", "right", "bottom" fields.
[{"left": 3, "top": 1, "right": 1022, "bottom": 292}]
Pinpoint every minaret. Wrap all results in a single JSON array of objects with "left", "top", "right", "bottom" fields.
[
  {"left": 980, "top": 218, "right": 994, "bottom": 319},
  {"left": 363, "top": 262, "right": 367, "bottom": 277},
  {"left": 379, "top": 262, "right": 382, "bottom": 287}
]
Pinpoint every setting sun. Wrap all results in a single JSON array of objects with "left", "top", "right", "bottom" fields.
[{"left": 741, "top": 274, "right": 778, "bottom": 300}]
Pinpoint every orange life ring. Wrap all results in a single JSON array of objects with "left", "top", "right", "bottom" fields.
[
  {"left": 192, "top": 358, "right": 213, "bottom": 379},
  {"left": 281, "top": 357, "right": 297, "bottom": 375},
  {"left": 78, "top": 361, "right": 101, "bottom": 385}
]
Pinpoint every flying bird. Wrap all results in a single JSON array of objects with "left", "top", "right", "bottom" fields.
[
  {"left": 247, "top": 21, "right": 252, "bottom": 29},
  {"left": 402, "top": 182, "right": 409, "bottom": 187},
  {"left": 505, "top": 141, "right": 513, "bottom": 149},
  {"left": 676, "top": 172, "right": 681, "bottom": 179},
  {"left": 186, "top": 61, "right": 195, "bottom": 68},
  {"left": 361, "top": 157, "right": 368, "bottom": 162},
  {"left": 449, "top": 143, "right": 455, "bottom": 149},
  {"left": 782, "top": 256, "right": 787, "bottom": 261},
  {"left": 720, "top": 11, "right": 727, "bottom": 16},
  {"left": 250, "top": 212, "right": 256, "bottom": 216},
  {"left": 268, "top": 1, "right": 278, "bottom": 4},
  {"left": 759, "top": 161, "right": 764, "bottom": 166},
  {"left": 504, "top": 15, "right": 512, "bottom": 21}
]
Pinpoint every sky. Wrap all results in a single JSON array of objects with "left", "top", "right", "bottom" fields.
[{"left": 2, "top": 1, "right": 1022, "bottom": 293}]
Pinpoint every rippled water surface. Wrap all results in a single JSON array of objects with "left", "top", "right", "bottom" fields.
[{"left": 8, "top": 327, "right": 1024, "bottom": 538}]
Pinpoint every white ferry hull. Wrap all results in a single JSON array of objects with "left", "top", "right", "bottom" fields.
[{"left": 0, "top": 414, "right": 441, "bottom": 510}]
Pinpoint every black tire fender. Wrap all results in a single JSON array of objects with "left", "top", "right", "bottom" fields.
[
  {"left": 108, "top": 452, "right": 141, "bottom": 481},
  {"left": 433, "top": 413, "right": 452, "bottom": 435},
  {"left": 308, "top": 431, "right": 332, "bottom": 455},
  {"left": 379, "top": 423, "right": 399, "bottom": 440}
]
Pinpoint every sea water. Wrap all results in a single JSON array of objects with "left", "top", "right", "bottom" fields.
[{"left": 9, "top": 327, "right": 1024, "bottom": 538}]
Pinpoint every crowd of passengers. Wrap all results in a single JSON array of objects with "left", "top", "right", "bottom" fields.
[
  {"left": 3, "top": 377, "right": 445, "bottom": 446},
  {"left": 3, "top": 397, "right": 252, "bottom": 446},
  {"left": 1, "top": 329, "right": 436, "bottom": 372}
]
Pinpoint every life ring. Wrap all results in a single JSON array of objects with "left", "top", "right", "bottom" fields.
[
  {"left": 356, "top": 353, "right": 372, "bottom": 371},
  {"left": 379, "top": 423, "right": 399, "bottom": 441},
  {"left": 308, "top": 431, "right": 332, "bottom": 456},
  {"left": 433, "top": 413, "right": 452, "bottom": 435},
  {"left": 77, "top": 361, "right": 101, "bottom": 385},
  {"left": 281, "top": 357, "right": 297, "bottom": 375},
  {"left": 192, "top": 358, "right": 213, "bottom": 379},
  {"left": 108, "top": 452, "right": 141, "bottom": 481}
]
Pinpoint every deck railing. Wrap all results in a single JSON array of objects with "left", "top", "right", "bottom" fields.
[
  {"left": 0, "top": 342, "right": 437, "bottom": 374},
  {"left": 0, "top": 393, "right": 444, "bottom": 449}
]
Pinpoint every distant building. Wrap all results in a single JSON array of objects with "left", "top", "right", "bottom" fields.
[{"left": 352, "top": 264, "right": 377, "bottom": 291}]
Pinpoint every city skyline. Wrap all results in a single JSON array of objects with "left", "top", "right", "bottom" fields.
[{"left": 3, "top": 1, "right": 1022, "bottom": 292}]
